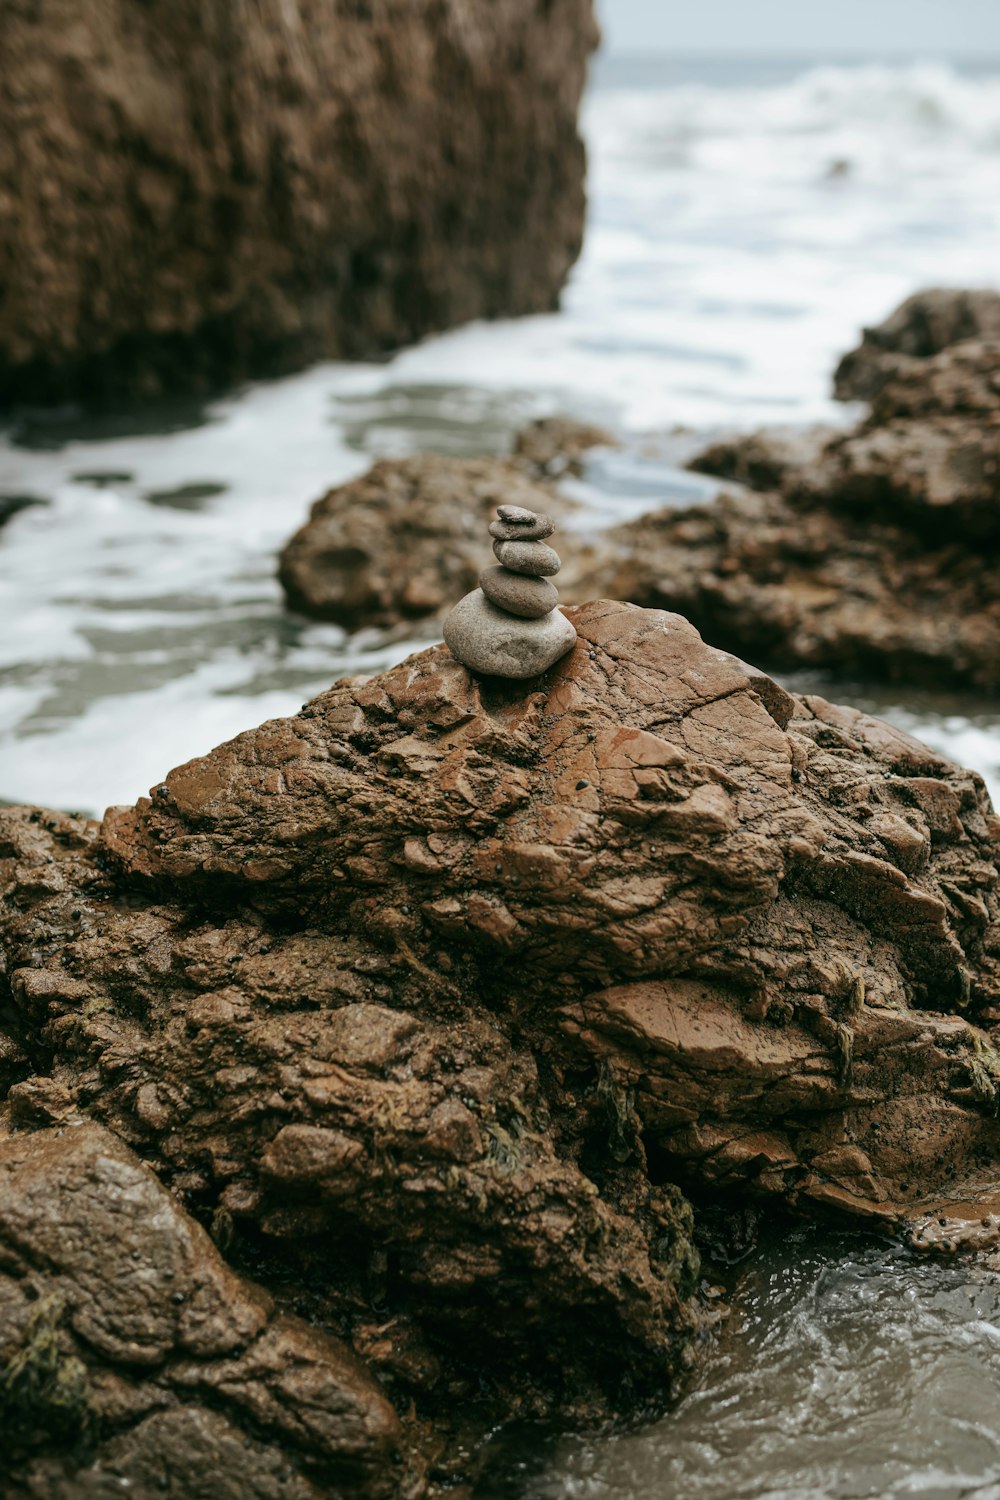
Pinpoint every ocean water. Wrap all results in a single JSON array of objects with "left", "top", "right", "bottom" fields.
[
  {"left": 3, "top": 55, "right": 1000, "bottom": 812},
  {"left": 4, "top": 52, "right": 1000, "bottom": 1500},
  {"left": 480, "top": 1225, "right": 1000, "bottom": 1500}
]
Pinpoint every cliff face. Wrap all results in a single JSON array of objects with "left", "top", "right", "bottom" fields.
[
  {"left": 4, "top": 601, "right": 1000, "bottom": 1489},
  {"left": 0, "top": 0, "right": 598, "bottom": 405}
]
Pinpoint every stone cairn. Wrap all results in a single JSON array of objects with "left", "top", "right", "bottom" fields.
[{"left": 443, "top": 504, "right": 578, "bottom": 678}]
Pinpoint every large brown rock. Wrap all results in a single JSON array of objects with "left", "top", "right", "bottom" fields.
[
  {"left": 595, "top": 483, "right": 1000, "bottom": 688},
  {"left": 4, "top": 600, "right": 1000, "bottom": 1489},
  {"left": 633, "top": 295, "right": 1000, "bottom": 686},
  {"left": 0, "top": 0, "right": 598, "bottom": 405}
]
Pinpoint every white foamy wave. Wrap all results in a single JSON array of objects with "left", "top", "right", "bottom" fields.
[
  {"left": 3, "top": 58, "right": 1000, "bottom": 813},
  {"left": 594, "top": 61, "right": 1000, "bottom": 158}
]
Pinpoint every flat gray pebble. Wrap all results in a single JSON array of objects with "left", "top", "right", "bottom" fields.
[
  {"left": 479, "top": 564, "right": 559, "bottom": 618},
  {"left": 489, "top": 514, "right": 555, "bottom": 542},
  {"left": 496, "top": 504, "right": 538, "bottom": 524},
  {"left": 492, "top": 538, "right": 561, "bottom": 576}
]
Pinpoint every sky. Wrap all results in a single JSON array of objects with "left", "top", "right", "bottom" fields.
[{"left": 596, "top": 0, "right": 1000, "bottom": 56}]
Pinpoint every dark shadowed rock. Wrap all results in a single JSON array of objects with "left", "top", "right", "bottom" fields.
[
  {"left": 0, "top": 0, "right": 598, "bottom": 405},
  {"left": 0, "top": 1125, "right": 407, "bottom": 1498},
  {"left": 1, "top": 496, "right": 44, "bottom": 530}
]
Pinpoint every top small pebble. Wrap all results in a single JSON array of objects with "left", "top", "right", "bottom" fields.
[{"left": 496, "top": 504, "right": 537, "bottom": 525}]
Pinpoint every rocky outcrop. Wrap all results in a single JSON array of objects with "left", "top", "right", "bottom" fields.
[
  {"left": 621, "top": 291, "right": 1000, "bottom": 686},
  {"left": 0, "top": 0, "right": 598, "bottom": 406},
  {"left": 276, "top": 292, "right": 1000, "bottom": 686},
  {"left": 0, "top": 1126, "right": 405, "bottom": 1498},
  {"left": 593, "top": 476, "right": 1000, "bottom": 688},
  {"left": 833, "top": 288, "right": 1000, "bottom": 403},
  {"left": 4, "top": 600, "right": 1000, "bottom": 1485}
]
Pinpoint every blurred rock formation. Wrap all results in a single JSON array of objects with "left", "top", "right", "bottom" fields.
[
  {"left": 277, "top": 291, "right": 1000, "bottom": 688},
  {"left": 0, "top": 0, "right": 598, "bottom": 404}
]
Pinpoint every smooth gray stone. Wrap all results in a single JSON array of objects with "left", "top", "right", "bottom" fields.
[
  {"left": 489, "top": 513, "right": 555, "bottom": 542},
  {"left": 479, "top": 564, "right": 559, "bottom": 619},
  {"left": 496, "top": 504, "right": 538, "bottom": 524},
  {"left": 492, "top": 538, "right": 561, "bottom": 576},
  {"left": 444, "top": 590, "right": 577, "bottom": 679}
]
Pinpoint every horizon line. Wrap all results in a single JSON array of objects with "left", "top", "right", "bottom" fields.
[{"left": 598, "top": 46, "right": 1000, "bottom": 61}]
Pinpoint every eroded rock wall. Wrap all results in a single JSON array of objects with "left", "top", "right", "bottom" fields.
[{"left": 0, "top": 0, "right": 597, "bottom": 404}]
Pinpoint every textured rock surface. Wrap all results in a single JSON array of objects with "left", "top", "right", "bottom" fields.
[
  {"left": 833, "top": 288, "right": 1000, "bottom": 403},
  {"left": 0, "top": 0, "right": 598, "bottom": 405},
  {"left": 591, "top": 479, "right": 1000, "bottom": 688},
  {"left": 0, "top": 1125, "right": 406, "bottom": 1498},
  {"left": 5, "top": 599, "right": 1000, "bottom": 1481}
]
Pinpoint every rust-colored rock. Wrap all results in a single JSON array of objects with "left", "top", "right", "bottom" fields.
[
  {"left": 5, "top": 600, "right": 1000, "bottom": 1481},
  {"left": 0, "top": 0, "right": 597, "bottom": 405}
]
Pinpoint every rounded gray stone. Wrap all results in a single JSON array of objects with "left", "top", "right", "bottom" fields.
[
  {"left": 496, "top": 504, "right": 538, "bottom": 524},
  {"left": 443, "top": 590, "right": 577, "bottom": 679},
  {"left": 489, "top": 513, "right": 555, "bottom": 543},
  {"left": 479, "top": 564, "right": 559, "bottom": 619},
  {"left": 492, "top": 538, "right": 561, "bottom": 576}
]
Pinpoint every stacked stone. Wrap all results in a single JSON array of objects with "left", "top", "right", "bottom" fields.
[{"left": 443, "top": 504, "right": 578, "bottom": 678}]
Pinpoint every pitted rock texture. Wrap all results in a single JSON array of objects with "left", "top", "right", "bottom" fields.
[
  {"left": 5, "top": 600, "right": 1000, "bottom": 1479},
  {"left": 0, "top": 0, "right": 597, "bottom": 405},
  {"left": 0, "top": 1125, "right": 406, "bottom": 1498}
]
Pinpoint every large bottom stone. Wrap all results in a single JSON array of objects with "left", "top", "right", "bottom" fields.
[{"left": 443, "top": 589, "right": 577, "bottom": 678}]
